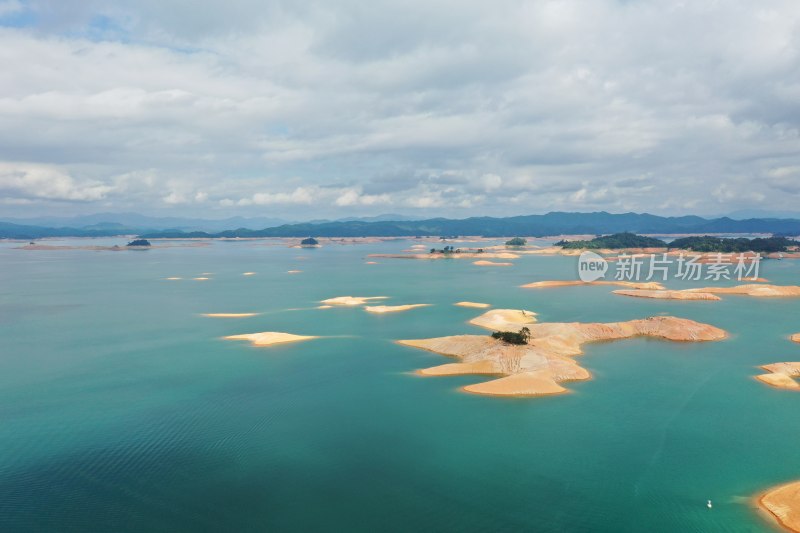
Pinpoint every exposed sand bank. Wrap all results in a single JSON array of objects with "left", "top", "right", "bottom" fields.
[
  {"left": 758, "top": 480, "right": 800, "bottom": 532},
  {"left": 368, "top": 252, "right": 519, "bottom": 260},
  {"left": 193, "top": 277, "right": 210, "bottom": 281},
  {"left": 613, "top": 289, "right": 721, "bottom": 301},
  {"left": 243, "top": 272, "right": 256, "bottom": 276},
  {"left": 364, "top": 304, "right": 431, "bottom": 313},
  {"left": 203, "top": 313, "right": 259, "bottom": 318},
  {"left": 399, "top": 315, "right": 725, "bottom": 397},
  {"left": 224, "top": 331, "right": 317, "bottom": 347},
  {"left": 469, "top": 309, "right": 538, "bottom": 331},
  {"left": 522, "top": 280, "right": 665, "bottom": 290},
  {"left": 287, "top": 270, "right": 302, "bottom": 274},
  {"left": 792, "top": 334, "right": 800, "bottom": 343},
  {"left": 473, "top": 260, "right": 513, "bottom": 266},
  {"left": 454, "top": 301, "right": 491, "bottom": 308},
  {"left": 463, "top": 372, "right": 570, "bottom": 396},
  {"left": 685, "top": 284, "right": 800, "bottom": 297},
  {"left": 165, "top": 277, "right": 182, "bottom": 280},
  {"left": 755, "top": 363, "right": 800, "bottom": 390},
  {"left": 320, "top": 296, "right": 389, "bottom": 306}
]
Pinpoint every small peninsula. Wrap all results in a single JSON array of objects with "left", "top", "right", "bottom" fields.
[
  {"left": 755, "top": 362, "right": 800, "bottom": 390},
  {"left": 399, "top": 315, "right": 726, "bottom": 397},
  {"left": 758, "top": 480, "right": 800, "bottom": 532}
]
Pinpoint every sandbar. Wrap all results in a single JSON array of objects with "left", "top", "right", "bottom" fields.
[
  {"left": 364, "top": 304, "right": 431, "bottom": 313},
  {"left": 243, "top": 272, "right": 256, "bottom": 276},
  {"left": 398, "top": 315, "right": 725, "bottom": 398},
  {"left": 473, "top": 260, "right": 513, "bottom": 266},
  {"left": 165, "top": 277, "right": 182, "bottom": 280},
  {"left": 288, "top": 270, "right": 302, "bottom": 274},
  {"left": 455, "top": 301, "right": 491, "bottom": 308},
  {"left": 368, "top": 252, "right": 520, "bottom": 260},
  {"left": 469, "top": 309, "right": 538, "bottom": 331},
  {"left": 685, "top": 284, "right": 800, "bottom": 297},
  {"left": 758, "top": 480, "right": 800, "bottom": 532},
  {"left": 522, "top": 280, "right": 665, "bottom": 290},
  {"left": 755, "top": 362, "right": 800, "bottom": 390},
  {"left": 613, "top": 289, "right": 721, "bottom": 301},
  {"left": 224, "top": 331, "right": 317, "bottom": 347},
  {"left": 320, "top": 296, "right": 389, "bottom": 306},
  {"left": 203, "top": 313, "right": 259, "bottom": 318},
  {"left": 792, "top": 334, "right": 800, "bottom": 343},
  {"left": 193, "top": 277, "right": 210, "bottom": 281}
]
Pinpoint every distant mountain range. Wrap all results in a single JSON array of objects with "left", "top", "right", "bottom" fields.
[
  {"left": 138, "top": 212, "right": 800, "bottom": 239},
  {"left": 3, "top": 211, "right": 800, "bottom": 240}
]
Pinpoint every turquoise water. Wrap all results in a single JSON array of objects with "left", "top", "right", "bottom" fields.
[{"left": 1, "top": 239, "right": 798, "bottom": 532}]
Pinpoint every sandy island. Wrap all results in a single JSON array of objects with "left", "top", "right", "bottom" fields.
[
  {"left": 469, "top": 308, "right": 538, "bottom": 331},
  {"left": 399, "top": 315, "right": 725, "bottom": 397},
  {"left": 455, "top": 301, "right": 491, "bottom": 308},
  {"left": 320, "top": 296, "right": 389, "bottom": 306},
  {"left": 755, "top": 362, "right": 800, "bottom": 390},
  {"left": 684, "top": 284, "right": 800, "bottom": 297},
  {"left": 193, "top": 277, "right": 210, "bottom": 281},
  {"left": 203, "top": 313, "right": 260, "bottom": 318},
  {"left": 364, "top": 304, "right": 431, "bottom": 313},
  {"left": 473, "top": 260, "right": 513, "bottom": 266},
  {"left": 224, "top": 331, "right": 317, "bottom": 347},
  {"left": 165, "top": 277, "right": 182, "bottom": 280},
  {"left": 613, "top": 289, "right": 721, "bottom": 301},
  {"left": 758, "top": 480, "right": 800, "bottom": 532},
  {"left": 792, "top": 334, "right": 800, "bottom": 343},
  {"left": 243, "top": 272, "right": 256, "bottom": 276},
  {"left": 522, "top": 280, "right": 665, "bottom": 290},
  {"left": 368, "top": 252, "right": 520, "bottom": 260}
]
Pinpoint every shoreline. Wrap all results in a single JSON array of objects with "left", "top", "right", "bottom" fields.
[{"left": 755, "top": 481, "right": 800, "bottom": 533}]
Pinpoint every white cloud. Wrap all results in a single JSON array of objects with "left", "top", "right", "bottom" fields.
[
  {"left": 1, "top": 1, "right": 800, "bottom": 218},
  {"left": 0, "top": 162, "right": 111, "bottom": 201}
]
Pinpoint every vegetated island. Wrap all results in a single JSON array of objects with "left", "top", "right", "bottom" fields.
[
  {"left": 556, "top": 232, "right": 667, "bottom": 249},
  {"left": 668, "top": 235, "right": 798, "bottom": 253},
  {"left": 555, "top": 232, "right": 800, "bottom": 254},
  {"left": 505, "top": 237, "right": 527, "bottom": 246},
  {"left": 757, "top": 480, "right": 800, "bottom": 532},
  {"left": 398, "top": 312, "right": 726, "bottom": 397},
  {"left": 300, "top": 237, "right": 319, "bottom": 246},
  {"left": 755, "top": 362, "right": 800, "bottom": 390},
  {"left": 126, "top": 239, "right": 151, "bottom": 247}
]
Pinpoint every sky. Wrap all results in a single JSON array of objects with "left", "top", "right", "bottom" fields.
[{"left": 1, "top": 0, "right": 800, "bottom": 221}]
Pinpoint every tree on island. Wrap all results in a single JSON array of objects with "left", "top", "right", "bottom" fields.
[
  {"left": 505, "top": 237, "right": 527, "bottom": 246},
  {"left": 126, "top": 239, "right": 151, "bottom": 247},
  {"left": 300, "top": 237, "right": 319, "bottom": 245},
  {"left": 491, "top": 327, "right": 531, "bottom": 345}
]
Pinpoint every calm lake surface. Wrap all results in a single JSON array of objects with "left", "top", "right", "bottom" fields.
[{"left": 1, "top": 238, "right": 798, "bottom": 532}]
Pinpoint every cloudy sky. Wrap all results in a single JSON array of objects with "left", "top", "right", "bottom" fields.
[{"left": 1, "top": 0, "right": 799, "bottom": 220}]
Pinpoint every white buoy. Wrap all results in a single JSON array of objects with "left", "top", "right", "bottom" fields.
[{"left": 707, "top": 500, "right": 713, "bottom": 509}]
